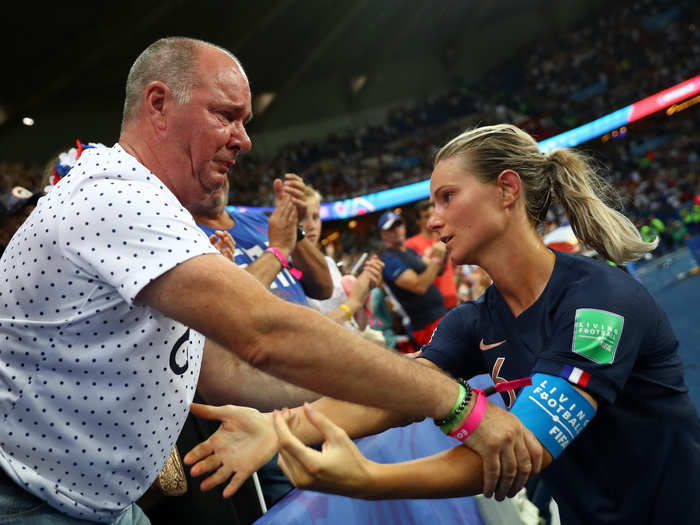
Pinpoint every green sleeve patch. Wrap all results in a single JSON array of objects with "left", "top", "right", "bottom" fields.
[{"left": 571, "top": 308, "right": 624, "bottom": 364}]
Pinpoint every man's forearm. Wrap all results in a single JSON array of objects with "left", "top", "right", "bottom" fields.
[
  {"left": 292, "top": 239, "right": 333, "bottom": 299},
  {"left": 249, "top": 300, "right": 459, "bottom": 420},
  {"left": 198, "top": 340, "right": 320, "bottom": 411},
  {"left": 415, "top": 260, "right": 443, "bottom": 291},
  {"left": 395, "top": 261, "right": 443, "bottom": 295},
  {"left": 139, "top": 254, "right": 460, "bottom": 421},
  {"left": 244, "top": 251, "right": 284, "bottom": 288}
]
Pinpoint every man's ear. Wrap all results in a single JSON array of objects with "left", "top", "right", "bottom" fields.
[
  {"left": 496, "top": 169, "right": 522, "bottom": 209},
  {"left": 143, "top": 81, "right": 170, "bottom": 132}
]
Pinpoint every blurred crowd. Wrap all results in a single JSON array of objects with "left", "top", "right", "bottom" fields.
[
  {"left": 222, "top": 0, "right": 699, "bottom": 208},
  {"left": 1, "top": 0, "right": 698, "bottom": 272}
]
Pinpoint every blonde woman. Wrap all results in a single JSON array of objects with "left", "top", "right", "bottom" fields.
[
  {"left": 299, "top": 185, "right": 384, "bottom": 331},
  {"left": 186, "top": 124, "right": 699, "bottom": 524}
]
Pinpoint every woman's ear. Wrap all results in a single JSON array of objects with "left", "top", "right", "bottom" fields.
[{"left": 496, "top": 169, "right": 522, "bottom": 208}]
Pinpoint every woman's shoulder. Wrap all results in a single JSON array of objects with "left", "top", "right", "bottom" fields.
[{"left": 553, "top": 252, "right": 657, "bottom": 315}]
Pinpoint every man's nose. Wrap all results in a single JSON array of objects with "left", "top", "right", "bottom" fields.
[{"left": 228, "top": 122, "right": 252, "bottom": 154}]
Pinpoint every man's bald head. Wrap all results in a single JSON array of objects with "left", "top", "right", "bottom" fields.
[{"left": 120, "top": 37, "right": 245, "bottom": 131}]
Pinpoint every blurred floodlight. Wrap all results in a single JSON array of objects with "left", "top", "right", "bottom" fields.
[
  {"left": 350, "top": 75, "right": 367, "bottom": 94},
  {"left": 253, "top": 93, "right": 276, "bottom": 115},
  {"left": 22, "top": 117, "right": 34, "bottom": 126}
]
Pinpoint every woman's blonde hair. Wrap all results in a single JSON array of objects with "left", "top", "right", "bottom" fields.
[
  {"left": 435, "top": 124, "right": 656, "bottom": 264},
  {"left": 303, "top": 185, "right": 323, "bottom": 202}
]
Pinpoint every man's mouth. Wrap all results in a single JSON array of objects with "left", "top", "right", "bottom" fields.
[
  {"left": 440, "top": 235, "right": 454, "bottom": 245},
  {"left": 214, "top": 159, "right": 235, "bottom": 172}
]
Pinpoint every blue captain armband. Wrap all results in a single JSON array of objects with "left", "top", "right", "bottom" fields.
[{"left": 510, "top": 373, "right": 596, "bottom": 459}]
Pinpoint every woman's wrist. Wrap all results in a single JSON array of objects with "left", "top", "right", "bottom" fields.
[{"left": 360, "top": 459, "right": 384, "bottom": 499}]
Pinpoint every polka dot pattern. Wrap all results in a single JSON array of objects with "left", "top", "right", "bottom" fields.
[{"left": 0, "top": 144, "right": 217, "bottom": 522}]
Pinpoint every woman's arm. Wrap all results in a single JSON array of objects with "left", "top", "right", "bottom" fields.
[
  {"left": 274, "top": 402, "right": 553, "bottom": 501},
  {"left": 274, "top": 375, "right": 599, "bottom": 500}
]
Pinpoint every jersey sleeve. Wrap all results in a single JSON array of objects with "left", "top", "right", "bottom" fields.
[
  {"left": 531, "top": 284, "right": 652, "bottom": 404},
  {"left": 58, "top": 179, "right": 219, "bottom": 305},
  {"left": 420, "top": 302, "right": 486, "bottom": 379}
]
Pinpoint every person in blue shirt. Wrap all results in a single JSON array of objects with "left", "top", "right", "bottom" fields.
[
  {"left": 378, "top": 210, "right": 448, "bottom": 347},
  {"left": 194, "top": 174, "right": 333, "bottom": 306},
  {"left": 189, "top": 124, "right": 700, "bottom": 525}
]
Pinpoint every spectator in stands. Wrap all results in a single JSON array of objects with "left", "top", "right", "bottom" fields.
[
  {"left": 378, "top": 210, "right": 447, "bottom": 347},
  {"left": 299, "top": 185, "right": 384, "bottom": 333},
  {"left": 406, "top": 200, "right": 459, "bottom": 309},
  {"left": 0, "top": 186, "right": 41, "bottom": 256},
  {"left": 193, "top": 174, "right": 333, "bottom": 305},
  {"left": 0, "top": 38, "right": 536, "bottom": 524}
]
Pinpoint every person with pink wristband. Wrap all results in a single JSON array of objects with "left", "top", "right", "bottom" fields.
[{"left": 186, "top": 124, "right": 700, "bottom": 525}]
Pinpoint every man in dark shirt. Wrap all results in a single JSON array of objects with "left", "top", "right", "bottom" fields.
[{"left": 378, "top": 211, "right": 447, "bottom": 347}]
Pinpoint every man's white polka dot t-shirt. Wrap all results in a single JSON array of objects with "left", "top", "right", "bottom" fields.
[{"left": 0, "top": 144, "right": 218, "bottom": 522}]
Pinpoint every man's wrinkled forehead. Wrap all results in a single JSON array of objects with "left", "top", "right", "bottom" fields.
[{"left": 194, "top": 45, "right": 248, "bottom": 88}]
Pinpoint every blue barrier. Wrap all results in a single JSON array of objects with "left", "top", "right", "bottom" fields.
[
  {"left": 634, "top": 247, "right": 699, "bottom": 294},
  {"left": 687, "top": 236, "right": 700, "bottom": 267},
  {"left": 254, "top": 420, "right": 485, "bottom": 525},
  {"left": 255, "top": 376, "right": 501, "bottom": 524}
]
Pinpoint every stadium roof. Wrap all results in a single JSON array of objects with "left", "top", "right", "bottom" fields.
[{"left": 1, "top": 0, "right": 602, "bottom": 162}]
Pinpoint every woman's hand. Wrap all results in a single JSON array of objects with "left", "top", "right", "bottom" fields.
[
  {"left": 274, "top": 402, "right": 376, "bottom": 498},
  {"left": 360, "top": 255, "right": 384, "bottom": 288},
  {"left": 183, "top": 403, "right": 279, "bottom": 498}
]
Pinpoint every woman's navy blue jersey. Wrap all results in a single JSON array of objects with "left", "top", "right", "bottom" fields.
[{"left": 421, "top": 251, "right": 700, "bottom": 525}]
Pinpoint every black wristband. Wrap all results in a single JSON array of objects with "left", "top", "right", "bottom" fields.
[{"left": 434, "top": 378, "right": 473, "bottom": 427}]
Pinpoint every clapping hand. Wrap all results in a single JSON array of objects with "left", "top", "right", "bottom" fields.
[
  {"left": 269, "top": 182, "right": 299, "bottom": 256},
  {"left": 278, "top": 173, "right": 308, "bottom": 222},
  {"left": 209, "top": 230, "right": 236, "bottom": 262}
]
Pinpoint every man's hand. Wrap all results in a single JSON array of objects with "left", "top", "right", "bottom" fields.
[
  {"left": 209, "top": 231, "right": 236, "bottom": 262},
  {"left": 428, "top": 241, "right": 447, "bottom": 263},
  {"left": 184, "top": 403, "right": 279, "bottom": 498},
  {"left": 268, "top": 193, "right": 298, "bottom": 257},
  {"left": 461, "top": 401, "right": 543, "bottom": 501}
]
